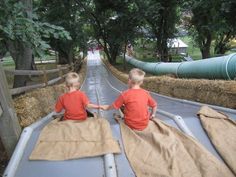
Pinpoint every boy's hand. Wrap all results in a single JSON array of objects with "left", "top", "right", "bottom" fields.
[
  {"left": 150, "top": 114, "right": 155, "bottom": 120},
  {"left": 53, "top": 115, "right": 64, "bottom": 121},
  {"left": 113, "top": 113, "right": 122, "bottom": 122},
  {"left": 100, "top": 105, "right": 110, "bottom": 110}
]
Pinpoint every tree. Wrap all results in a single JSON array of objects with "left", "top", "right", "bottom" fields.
[
  {"left": 37, "top": 0, "right": 89, "bottom": 64},
  {"left": 214, "top": 0, "right": 236, "bottom": 54},
  {"left": 182, "top": 0, "right": 218, "bottom": 59},
  {"left": 0, "top": 0, "right": 71, "bottom": 87},
  {"left": 135, "top": 0, "right": 180, "bottom": 62},
  {"left": 76, "top": 0, "right": 140, "bottom": 64}
]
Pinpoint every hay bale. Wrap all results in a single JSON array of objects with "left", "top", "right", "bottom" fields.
[{"left": 14, "top": 96, "right": 43, "bottom": 127}]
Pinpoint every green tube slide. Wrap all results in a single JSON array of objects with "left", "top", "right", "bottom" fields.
[{"left": 125, "top": 53, "right": 236, "bottom": 80}]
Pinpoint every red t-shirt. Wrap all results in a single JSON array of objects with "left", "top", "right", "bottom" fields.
[
  {"left": 55, "top": 90, "right": 89, "bottom": 120},
  {"left": 112, "top": 89, "right": 157, "bottom": 130}
]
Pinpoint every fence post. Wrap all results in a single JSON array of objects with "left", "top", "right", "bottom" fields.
[
  {"left": 0, "top": 63, "right": 21, "bottom": 157},
  {"left": 71, "top": 63, "right": 74, "bottom": 71},
  {"left": 57, "top": 65, "right": 63, "bottom": 78},
  {"left": 42, "top": 67, "right": 48, "bottom": 86}
]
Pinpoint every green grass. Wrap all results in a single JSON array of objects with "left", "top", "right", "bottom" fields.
[
  {"left": 179, "top": 36, "right": 202, "bottom": 60},
  {"left": 133, "top": 37, "right": 201, "bottom": 62},
  {"left": 1, "top": 54, "right": 56, "bottom": 69},
  {"left": 133, "top": 47, "right": 187, "bottom": 62},
  {"left": 133, "top": 47, "right": 159, "bottom": 62},
  {"left": 133, "top": 36, "right": 236, "bottom": 63},
  {"left": 1, "top": 55, "right": 58, "bottom": 88},
  {"left": 1, "top": 56, "right": 15, "bottom": 69}
]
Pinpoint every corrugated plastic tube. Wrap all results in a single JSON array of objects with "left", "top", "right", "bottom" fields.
[{"left": 125, "top": 53, "right": 236, "bottom": 80}]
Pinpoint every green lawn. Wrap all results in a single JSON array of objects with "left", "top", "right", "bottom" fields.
[
  {"left": 132, "top": 36, "right": 236, "bottom": 63},
  {"left": 179, "top": 36, "right": 202, "bottom": 60},
  {"left": 133, "top": 46, "right": 188, "bottom": 62},
  {"left": 133, "top": 47, "right": 159, "bottom": 62},
  {"left": 1, "top": 54, "right": 58, "bottom": 88},
  {"left": 1, "top": 54, "right": 56, "bottom": 69},
  {"left": 133, "top": 36, "right": 203, "bottom": 62}
]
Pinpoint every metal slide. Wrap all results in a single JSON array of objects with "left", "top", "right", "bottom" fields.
[
  {"left": 4, "top": 51, "right": 236, "bottom": 177},
  {"left": 126, "top": 53, "right": 236, "bottom": 80}
]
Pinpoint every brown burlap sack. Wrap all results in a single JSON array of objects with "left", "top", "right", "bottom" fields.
[
  {"left": 198, "top": 106, "right": 236, "bottom": 175},
  {"left": 119, "top": 118, "right": 234, "bottom": 177},
  {"left": 30, "top": 118, "right": 121, "bottom": 161}
]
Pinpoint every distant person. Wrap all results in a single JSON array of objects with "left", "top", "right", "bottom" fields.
[
  {"left": 55, "top": 72, "right": 100, "bottom": 121},
  {"left": 100, "top": 68, "right": 157, "bottom": 130}
]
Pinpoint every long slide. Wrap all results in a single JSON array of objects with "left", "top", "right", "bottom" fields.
[{"left": 4, "top": 51, "right": 236, "bottom": 177}]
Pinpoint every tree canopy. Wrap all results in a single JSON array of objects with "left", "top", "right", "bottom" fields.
[
  {"left": 0, "top": 0, "right": 235, "bottom": 84},
  {"left": 181, "top": 0, "right": 236, "bottom": 58}
]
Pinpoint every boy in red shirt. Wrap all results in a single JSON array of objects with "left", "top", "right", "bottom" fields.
[
  {"left": 100, "top": 68, "right": 157, "bottom": 130},
  {"left": 55, "top": 72, "right": 100, "bottom": 121}
]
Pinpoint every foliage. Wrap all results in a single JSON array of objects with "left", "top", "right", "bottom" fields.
[
  {"left": 214, "top": 0, "right": 236, "bottom": 54},
  {"left": 76, "top": 0, "right": 141, "bottom": 64},
  {"left": 135, "top": 0, "right": 180, "bottom": 62},
  {"left": 182, "top": 0, "right": 236, "bottom": 58},
  {"left": 0, "top": 0, "right": 71, "bottom": 58},
  {"left": 36, "top": 0, "right": 90, "bottom": 64}
]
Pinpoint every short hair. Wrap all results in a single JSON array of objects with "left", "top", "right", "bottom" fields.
[
  {"left": 65, "top": 72, "right": 80, "bottom": 87},
  {"left": 129, "top": 68, "right": 145, "bottom": 84}
]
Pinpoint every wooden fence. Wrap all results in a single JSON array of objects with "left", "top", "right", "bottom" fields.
[{"left": 4, "top": 64, "right": 74, "bottom": 96}]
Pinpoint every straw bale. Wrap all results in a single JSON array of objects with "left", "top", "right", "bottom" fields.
[{"left": 14, "top": 96, "right": 43, "bottom": 127}]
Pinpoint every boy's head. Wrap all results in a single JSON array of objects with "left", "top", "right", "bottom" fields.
[
  {"left": 65, "top": 72, "right": 80, "bottom": 89},
  {"left": 128, "top": 68, "right": 145, "bottom": 87}
]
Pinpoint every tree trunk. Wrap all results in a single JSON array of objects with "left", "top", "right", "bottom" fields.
[
  {"left": 162, "top": 42, "right": 169, "bottom": 62},
  {"left": 31, "top": 54, "right": 37, "bottom": 70},
  {"left": 154, "top": 10, "right": 169, "bottom": 63},
  {"left": 201, "top": 49, "right": 210, "bottom": 59},
  {"left": 104, "top": 49, "right": 112, "bottom": 63},
  {"left": 7, "top": 41, "right": 33, "bottom": 88},
  {"left": 13, "top": 42, "right": 33, "bottom": 88},
  {"left": 214, "top": 43, "right": 226, "bottom": 55},
  {"left": 58, "top": 44, "right": 74, "bottom": 64},
  {"left": 8, "top": 0, "right": 34, "bottom": 88},
  {"left": 157, "top": 40, "right": 169, "bottom": 62},
  {"left": 110, "top": 46, "right": 119, "bottom": 64},
  {"left": 214, "top": 33, "right": 231, "bottom": 55},
  {"left": 201, "top": 36, "right": 212, "bottom": 59},
  {"left": 58, "top": 50, "right": 68, "bottom": 64},
  {"left": 0, "top": 42, "right": 7, "bottom": 59},
  {"left": 199, "top": 33, "right": 212, "bottom": 59},
  {"left": 68, "top": 47, "right": 74, "bottom": 64},
  {"left": 123, "top": 41, "right": 127, "bottom": 71}
]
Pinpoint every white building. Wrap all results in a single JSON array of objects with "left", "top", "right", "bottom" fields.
[{"left": 168, "top": 38, "right": 188, "bottom": 55}]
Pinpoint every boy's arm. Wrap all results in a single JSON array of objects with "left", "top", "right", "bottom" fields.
[
  {"left": 82, "top": 93, "right": 100, "bottom": 109},
  {"left": 101, "top": 93, "right": 124, "bottom": 111},
  {"left": 55, "top": 96, "right": 64, "bottom": 113},
  {"left": 86, "top": 103, "right": 100, "bottom": 109},
  {"left": 150, "top": 105, "right": 157, "bottom": 119},
  {"left": 147, "top": 92, "right": 157, "bottom": 119},
  {"left": 100, "top": 105, "right": 114, "bottom": 110}
]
